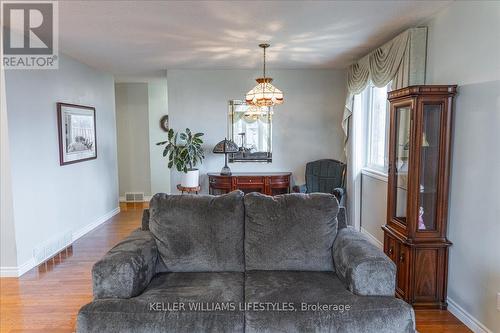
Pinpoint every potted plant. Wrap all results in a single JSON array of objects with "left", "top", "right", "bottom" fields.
[{"left": 157, "top": 128, "right": 205, "bottom": 188}]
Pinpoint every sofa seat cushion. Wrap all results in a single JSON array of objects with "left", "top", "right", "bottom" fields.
[
  {"left": 244, "top": 271, "right": 415, "bottom": 333},
  {"left": 77, "top": 272, "right": 244, "bottom": 333},
  {"left": 149, "top": 191, "right": 245, "bottom": 272},
  {"left": 244, "top": 193, "right": 339, "bottom": 271}
]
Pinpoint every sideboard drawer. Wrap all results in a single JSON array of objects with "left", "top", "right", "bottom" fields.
[
  {"left": 270, "top": 175, "right": 290, "bottom": 184},
  {"left": 236, "top": 176, "right": 264, "bottom": 184},
  {"left": 208, "top": 176, "right": 231, "bottom": 186}
]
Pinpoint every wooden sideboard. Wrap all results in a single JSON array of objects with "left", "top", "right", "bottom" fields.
[{"left": 207, "top": 172, "right": 291, "bottom": 196}]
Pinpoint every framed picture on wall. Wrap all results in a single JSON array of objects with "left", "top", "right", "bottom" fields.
[{"left": 57, "top": 103, "right": 97, "bottom": 166}]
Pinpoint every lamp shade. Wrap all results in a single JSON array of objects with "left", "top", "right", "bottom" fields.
[{"left": 213, "top": 139, "right": 239, "bottom": 154}]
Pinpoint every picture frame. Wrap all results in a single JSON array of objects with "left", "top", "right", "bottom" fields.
[{"left": 57, "top": 102, "right": 97, "bottom": 166}]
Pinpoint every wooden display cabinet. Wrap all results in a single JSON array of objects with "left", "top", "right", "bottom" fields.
[{"left": 382, "top": 85, "right": 457, "bottom": 309}]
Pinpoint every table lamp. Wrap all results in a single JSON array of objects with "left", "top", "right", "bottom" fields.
[{"left": 213, "top": 138, "right": 239, "bottom": 175}]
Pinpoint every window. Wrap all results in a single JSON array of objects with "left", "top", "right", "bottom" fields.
[{"left": 365, "top": 82, "right": 390, "bottom": 172}]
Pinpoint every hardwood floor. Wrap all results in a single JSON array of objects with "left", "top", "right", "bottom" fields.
[{"left": 0, "top": 202, "right": 471, "bottom": 333}]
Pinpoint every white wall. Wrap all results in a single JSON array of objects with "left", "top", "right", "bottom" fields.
[
  {"left": 425, "top": 2, "right": 500, "bottom": 332},
  {"left": 115, "top": 83, "right": 152, "bottom": 197},
  {"left": 1, "top": 61, "right": 18, "bottom": 271},
  {"left": 168, "top": 69, "right": 346, "bottom": 193},
  {"left": 148, "top": 81, "right": 170, "bottom": 194},
  {"left": 4, "top": 54, "right": 119, "bottom": 269}
]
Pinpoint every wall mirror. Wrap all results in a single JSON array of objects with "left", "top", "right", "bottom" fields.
[{"left": 227, "top": 100, "right": 272, "bottom": 162}]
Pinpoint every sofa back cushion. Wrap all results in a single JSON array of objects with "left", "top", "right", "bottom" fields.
[
  {"left": 244, "top": 192, "right": 339, "bottom": 271},
  {"left": 149, "top": 191, "right": 245, "bottom": 272}
]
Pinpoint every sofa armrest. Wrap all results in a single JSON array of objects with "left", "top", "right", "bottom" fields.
[
  {"left": 333, "top": 228, "right": 395, "bottom": 296},
  {"left": 332, "top": 187, "right": 344, "bottom": 203},
  {"left": 92, "top": 228, "right": 158, "bottom": 299},
  {"left": 337, "top": 206, "right": 347, "bottom": 230},
  {"left": 292, "top": 184, "right": 307, "bottom": 193}
]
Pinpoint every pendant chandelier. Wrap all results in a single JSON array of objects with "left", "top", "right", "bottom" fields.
[{"left": 245, "top": 43, "right": 284, "bottom": 107}]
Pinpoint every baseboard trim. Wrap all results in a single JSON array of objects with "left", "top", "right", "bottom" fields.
[
  {"left": 0, "top": 206, "right": 120, "bottom": 278},
  {"left": 17, "top": 258, "right": 36, "bottom": 276},
  {"left": 0, "top": 266, "right": 18, "bottom": 277},
  {"left": 360, "top": 227, "right": 383, "bottom": 249},
  {"left": 1, "top": 258, "right": 37, "bottom": 277},
  {"left": 447, "top": 297, "right": 492, "bottom": 333},
  {"left": 72, "top": 207, "right": 120, "bottom": 242}
]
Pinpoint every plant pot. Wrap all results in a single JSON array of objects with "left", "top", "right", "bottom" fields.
[{"left": 181, "top": 169, "right": 199, "bottom": 188}]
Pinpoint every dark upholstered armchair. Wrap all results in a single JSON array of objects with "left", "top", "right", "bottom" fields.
[{"left": 293, "top": 159, "right": 346, "bottom": 204}]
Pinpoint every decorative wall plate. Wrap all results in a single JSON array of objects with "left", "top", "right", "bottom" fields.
[{"left": 160, "top": 115, "right": 169, "bottom": 132}]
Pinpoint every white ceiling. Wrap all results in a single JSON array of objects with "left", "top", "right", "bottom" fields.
[{"left": 57, "top": 1, "right": 452, "bottom": 78}]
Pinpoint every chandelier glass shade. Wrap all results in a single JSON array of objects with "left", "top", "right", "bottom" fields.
[
  {"left": 245, "top": 44, "right": 284, "bottom": 107},
  {"left": 245, "top": 78, "right": 283, "bottom": 107}
]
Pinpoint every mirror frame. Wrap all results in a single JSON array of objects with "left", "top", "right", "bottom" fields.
[{"left": 227, "top": 100, "right": 272, "bottom": 163}]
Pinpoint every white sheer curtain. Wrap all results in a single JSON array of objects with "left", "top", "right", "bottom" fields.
[
  {"left": 345, "top": 93, "right": 364, "bottom": 229},
  {"left": 343, "top": 27, "right": 427, "bottom": 229}
]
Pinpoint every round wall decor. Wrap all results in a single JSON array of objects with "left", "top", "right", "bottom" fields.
[{"left": 159, "top": 115, "right": 169, "bottom": 132}]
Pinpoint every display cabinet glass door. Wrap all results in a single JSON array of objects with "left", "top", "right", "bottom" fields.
[
  {"left": 392, "top": 106, "right": 412, "bottom": 225},
  {"left": 417, "top": 104, "right": 442, "bottom": 231}
]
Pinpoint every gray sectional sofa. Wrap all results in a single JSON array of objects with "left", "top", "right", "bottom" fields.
[{"left": 77, "top": 191, "right": 415, "bottom": 333}]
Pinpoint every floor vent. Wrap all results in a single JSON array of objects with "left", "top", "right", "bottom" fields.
[{"left": 124, "top": 192, "right": 145, "bottom": 202}]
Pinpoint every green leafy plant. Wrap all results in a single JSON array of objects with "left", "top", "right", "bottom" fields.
[{"left": 156, "top": 128, "right": 205, "bottom": 173}]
